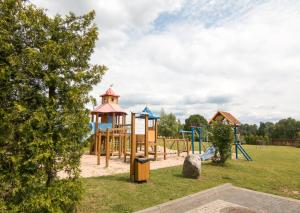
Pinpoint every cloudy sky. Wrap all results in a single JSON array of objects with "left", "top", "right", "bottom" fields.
[{"left": 32, "top": 0, "right": 300, "bottom": 124}]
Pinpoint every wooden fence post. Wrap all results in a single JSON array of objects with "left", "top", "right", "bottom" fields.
[
  {"left": 105, "top": 129, "right": 110, "bottom": 167},
  {"left": 163, "top": 137, "right": 166, "bottom": 160},
  {"left": 177, "top": 140, "right": 180, "bottom": 156},
  {"left": 97, "top": 131, "right": 101, "bottom": 165}
]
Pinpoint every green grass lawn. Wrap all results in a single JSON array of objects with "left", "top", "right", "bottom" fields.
[{"left": 77, "top": 145, "right": 300, "bottom": 213}]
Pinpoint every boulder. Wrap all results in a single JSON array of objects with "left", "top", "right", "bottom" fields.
[{"left": 182, "top": 154, "right": 201, "bottom": 179}]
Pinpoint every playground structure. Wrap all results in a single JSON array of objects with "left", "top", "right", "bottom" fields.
[
  {"left": 87, "top": 87, "right": 252, "bottom": 181},
  {"left": 161, "top": 138, "right": 191, "bottom": 157},
  {"left": 209, "top": 111, "right": 253, "bottom": 161},
  {"left": 125, "top": 107, "right": 166, "bottom": 162},
  {"left": 179, "top": 127, "right": 203, "bottom": 154},
  {"left": 89, "top": 87, "right": 166, "bottom": 168},
  {"left": 89, "top": 87, "right": 127, "bottom": 166},
  {"left": 179, "top": 127, "right": 216, "bottom": 161}
]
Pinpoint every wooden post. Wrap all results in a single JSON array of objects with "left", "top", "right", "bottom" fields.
[
  {"left": 118, "top": 125, "right": 122, "bottom": 159},
  {"left": 163, "top": 137, "right": 166, "bottom": 160},
  {"left": 186, "top": 140, "right": 190, "bottom": 156},
  {"left": 105, "top": 128, "right": 110, "bottom": 167},
  {"left": 144, "top": 114, "right": 149, "bottom": 158},
  {"left": 123, "top": 131, "right": 127, "bottom": 161},
  {"left": 95, "top": 130, "right": 98, "bottom": 156},
  {"left": 130, "top": 113, "right": 136, "bottom": 181},
  {"left": 123, "top": 115, "right": 126, "bottom": 157},
  {"left": 94, "top": 113, "right": 99, "bottom": 155},
  {"left": 177, "top": 140, "right": 180, "bottom": 156},
  {"left": 90, "top": 113, "right": 94, "bottom": 154},
  {"left": 112, "top": 113, "right": 115, "bottom": 155},
  {"left": 97, "top": 131, "right": 101, "bottom": 165},
  {"left": 154, "top": 119, "right": 158, "bottom": 160}
]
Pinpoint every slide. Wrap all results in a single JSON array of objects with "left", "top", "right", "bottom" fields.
[
  {"left": 81, "top": 122, "right": 95, "bottom": 142},
  {"left": 200, "top": 146, "right": 215, "bottom": 161},
  {"left": 81, "top": 129, "right": 94, "bottom": 143},
  {"left": 236, "top": 144, "right": 253, "bottom": 161},
  {"left": 81, "top": 122, "right": 113, "bottom": 143}
]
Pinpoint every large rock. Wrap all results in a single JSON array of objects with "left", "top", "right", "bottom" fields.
[{"left": 182, "top": 154, "right": 201, "bottom": 179}]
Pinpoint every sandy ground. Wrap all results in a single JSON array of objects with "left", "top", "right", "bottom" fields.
[
  {"left": 59, "top": 146, "right": 194, "bottom": 178},
  {"left": 59, "top": 145, "right": 246, "bottom": 178},
  {"left": 57, "top": 146, "right": 204, "bottom": 178},
  {"left": 78, "top": 154, "right": 186, "bottom": 178}
]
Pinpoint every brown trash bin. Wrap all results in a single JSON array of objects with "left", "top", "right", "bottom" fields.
[{"left": 134, "top": 157, "right": 150, "bottom": 182}]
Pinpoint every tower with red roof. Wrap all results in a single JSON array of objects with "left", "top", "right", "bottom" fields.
[
  {"left": 90, "top": 87, "right": 127, "bottom": 155},
  {"left": 91, "top": 87, "right": 127, "bottom": 127}
]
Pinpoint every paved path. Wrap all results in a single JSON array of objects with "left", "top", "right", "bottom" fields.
[{"left": 136, "top": 183, "right": 300, "bottom": 213}]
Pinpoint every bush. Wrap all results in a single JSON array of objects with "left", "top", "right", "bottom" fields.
[
  {"left": 0, "top": 1, "right": 106, "bottom": 211},
  {"left": 211, "top": 122, "right": 234, "bottom": 164}
]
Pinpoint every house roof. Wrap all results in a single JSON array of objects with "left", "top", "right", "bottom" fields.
[
  {"left": 91, "top": 103, "right": 126, "bottom": 114},
  {"left": 208, "top": 111, "right": 241, "bottom": 126},
  {"left": 100, "top": 87, "right": 120, "bottom": 97}
]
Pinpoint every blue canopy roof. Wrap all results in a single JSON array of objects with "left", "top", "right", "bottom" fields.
[{"left": 137, "top": 106, "right": 160, "bottom": 120}]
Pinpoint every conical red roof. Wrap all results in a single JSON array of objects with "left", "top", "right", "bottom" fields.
[
  {"left": 92, "top": 103, "right": 126, "bottom": 114},
  {"left": 100, "top": 87, "right": 120, "bottom": 97}
]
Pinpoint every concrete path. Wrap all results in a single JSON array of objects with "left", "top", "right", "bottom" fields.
[{"left": 136, "top": 183, "right": 300, "bottom": 213}]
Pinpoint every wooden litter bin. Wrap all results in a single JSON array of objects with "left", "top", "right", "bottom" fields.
[{"left": 134, "top": 157, "right": 150, "bottom": 182}]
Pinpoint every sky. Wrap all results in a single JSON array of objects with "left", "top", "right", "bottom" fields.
[{"left": 31, "top": 0, "right": 300, "bottom": 124}]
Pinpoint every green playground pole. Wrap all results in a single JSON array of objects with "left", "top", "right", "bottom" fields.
[
  {"left": 198, "top": 128, "right": 202, "bottom": 154},
  {"left": 234, "top": 126, "right": 238, "bottom": 159},
  {"left": 191, "top": 127, "right": 195, "bottom": 154}
]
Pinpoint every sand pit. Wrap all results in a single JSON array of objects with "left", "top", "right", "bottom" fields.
[
  {"left": 58, "top": 146, "right": 201, "bottom": 178},
  {"left": 77, "top": 154, "right": 186, "bottom": 178}
]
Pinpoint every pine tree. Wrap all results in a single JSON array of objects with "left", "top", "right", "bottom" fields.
[{"left": 0, "top": 1, "right": 107, "bottom": 211}]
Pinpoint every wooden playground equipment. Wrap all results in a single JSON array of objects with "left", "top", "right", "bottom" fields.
[
  {"left": 161, "top": 138, "right": 191, "bottom": 156},
  {"left": 125, "top": 107, "right": 166, "bottom": 161},
  {"left": 87, "top": 88, "right": 253, "bottom": 183},
  {"left": 126, "top": 108, "right": 167, "bottom": 159},
  {"left": 209, "top": 111, "right": 253, "bottom": 161},
  {"left": 90, "top": 87, "right": 127, "bottom": 166},
  {"left": 128, "top": 110, "right": 167, "bottom": 182},
  {"left": 89, "top": 87, "right": 166, "bottom": 168}
]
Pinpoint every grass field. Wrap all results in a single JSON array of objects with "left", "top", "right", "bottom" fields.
[{"left": 77, "top": 145, "right": 300, "bottom": 213}]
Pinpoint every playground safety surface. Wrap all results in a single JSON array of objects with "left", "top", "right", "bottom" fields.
[
  {"left": 59, "top": 147, "right": 187, "bottom": 178},
  {"left": 136, "top": 183, "right": 300, "bottom": 213}
]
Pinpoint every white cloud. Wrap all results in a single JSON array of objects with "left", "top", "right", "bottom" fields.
[{"left": 32, "top": 0, "right": 300, "bottom": 124}]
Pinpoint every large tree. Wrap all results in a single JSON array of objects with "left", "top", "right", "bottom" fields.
[
  {"left": 257, "top": 122, "right": 274, "bottom": 138},
  {"left": 184, "top": 114, "right": 208, "bottom": 130},
  {"left": 158, "top": 109, "right": 180, "bottom": 137},
  {"left": 272, "top": 118, "right": 300, "bottom": 139},
  {"left": 0, "top": 1, "right": 106, "bottom": 211},
  {"left": 239, "top": 123, "right": 258, "bottom": 136}
]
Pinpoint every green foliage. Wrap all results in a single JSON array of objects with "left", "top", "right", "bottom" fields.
[
  {"left": 240, "top": 118, "right": 300, "bottom": 141},
  {"left": 158, "top": 109, "right": 180, "bottom": 137},
  {"left": 0, "top": 0, "right": 106, "bottom": 212},
  {"left": 257, "top": 122, "right": 274, "bottom": 138},
  {"left": 211, "top": 122, "right": 233, "bottom": 164},
  {"left": 239, "top": 123, "right": 258, "bottom": 136},
  {"left": 271, "top": 118, "right": 300, "bottom": 139},
  {"left": 184, "top": 114, "right": 208, "bottom": 130},
  {"left": 243, "top": 134, "right": 270, "bottom": 145}
]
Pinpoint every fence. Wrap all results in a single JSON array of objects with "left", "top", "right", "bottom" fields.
[{"left": 270, "top": 139, "right": 300, "bottom": 147}]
